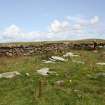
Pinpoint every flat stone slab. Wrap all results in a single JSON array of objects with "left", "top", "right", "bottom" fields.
[
  {"left": 37, "top": 68, "right": 49, "bottom": 76},
  {"left": 0, "top": 71, "right": 21, "bottom": 78},
  {"left": 37, "top": 68, "right": 57, "bottom": 76},
  {"left": 63, "top": 52, "right": 79, "bottom": 57},
  {"left": 96, "top": 62, "right": 105, "bottom": 66},
  {"left": 42, "top": 60, "right": 55, "bottom": 64},
  {"left": 51, "top": 56, "right": 66, "bottom": 62}
]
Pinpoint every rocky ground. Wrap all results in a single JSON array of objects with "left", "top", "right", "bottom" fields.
[{"left": 0, "top": 49, "right": 105, "bottom": 105}]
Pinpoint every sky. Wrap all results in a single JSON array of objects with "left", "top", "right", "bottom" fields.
[{"left": 0, "top": 0, "right": 105, "bottom": 42}]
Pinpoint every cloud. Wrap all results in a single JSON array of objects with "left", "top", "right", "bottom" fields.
[
  {"left": 0, "top": 16, "right": 104, "bottom": 42},
  {"left": 3, "top": 24, "right": 23, "bottom": 40},
  {"left": 0, "top": 25, "right": 55, "bottom": 42},
  {"left": 49, "top": 19, "right": 84, "bottom": 34},
  {"left": 90, "top": 16, "right": 99, "bottom": 25},
  {"left": 49, "top": 20, "right": 70, "bottom": 33},
  {"left": 48, "top": 16, "right": 102, "bottom": 40},
  {"left": 4, "top": 24, "right": 21, "bottom": 35}
]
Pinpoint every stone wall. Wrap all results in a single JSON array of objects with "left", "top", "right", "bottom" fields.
[{"left": 0, "top": 42, "right": 105, "bottom": 57}]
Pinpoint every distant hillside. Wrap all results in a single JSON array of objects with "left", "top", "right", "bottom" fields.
[{"left": 0, "top": 39, "right": 105, "bottom": 47}]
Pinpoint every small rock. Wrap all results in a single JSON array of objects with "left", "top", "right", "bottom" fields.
[
  {"left": 0, "top": 71, "right": 21, "bottom": 79},
  {"left": 37, "top": 68, "right": 49, "bottom": 76},
  {"left": 95, "top": 72, "right": 105, "bottom": 78},
  {"left": 6, "top": 52, "right": 13, "bottom": 57},
  {"left": 49, "top": 58, "right": 56, "bottom": 61},
  {"left": 88, "top": 73, "right": 105, "bottom": 79},
  {"left": 37, "top": 68, "right": 57, "bottom": 76},
  {"left": 26, "top": 73, "right": 30, "bottom": 76},
  {"left": 63, "top": 52, "right": 79, "bottom": 57},
  {"left": 96, "top": 62, "right": 105, "bottom": 66},
  {"left": 51, "top": 56, "right": 66, "bottom": 62},
  {"left": 55, "top": 80, "right": 65, "bottom": 86},
  {"left": 42, "top": 60, "right": 55, "bottom": 64}
]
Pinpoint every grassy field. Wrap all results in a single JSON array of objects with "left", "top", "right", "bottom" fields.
[{"left": 0, "top": 49, "right": 105, "bottom": 105}]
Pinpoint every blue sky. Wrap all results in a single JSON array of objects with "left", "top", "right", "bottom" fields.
[{"left": 0, "top": 0, "right": 105, "bottom": 42}]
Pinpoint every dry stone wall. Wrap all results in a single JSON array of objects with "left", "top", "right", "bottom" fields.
[{"left": 0, "top": 42, "right": 105, "bottom": 57}]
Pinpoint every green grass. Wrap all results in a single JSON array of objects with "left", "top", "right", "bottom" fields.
[{"left": 0, "top": 50, "right": 105, "bottom": 105}]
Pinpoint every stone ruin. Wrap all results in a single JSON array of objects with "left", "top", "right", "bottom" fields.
[{"left": 0, "top": 41, "right": 105, "bottom": 57}]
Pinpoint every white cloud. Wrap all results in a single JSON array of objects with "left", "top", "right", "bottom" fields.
[
  {"left": 90, "top": 16, "right": 99, "bottom": 25},
  {"left": 3, "top": 24, "right": 21, "bottom": 35},
  {"left": 0, "top": 15, "right": 104, "bottom": 42},
  {"left": 73, "top": 24, "right": 83, "bottom": 30},
  {"left": 49, "top": 20, "right": 70, "bottom": 33}
]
